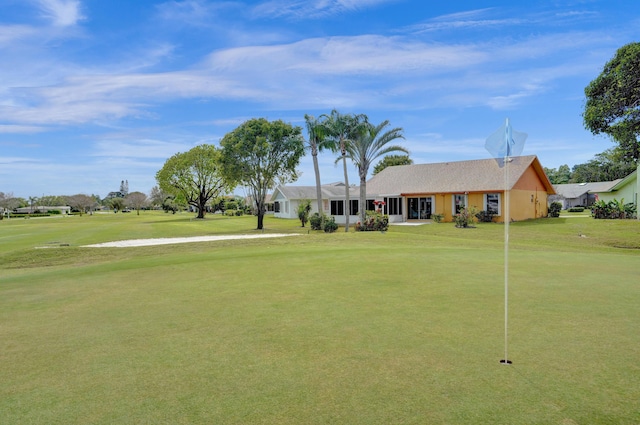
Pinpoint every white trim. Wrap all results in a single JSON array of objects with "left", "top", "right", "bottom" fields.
[
  {"left": 452, "top": 194, "right": 468, "bottom": 214},
  {"left": 484, "top": 193, "right": 501, "bottom": 216}
]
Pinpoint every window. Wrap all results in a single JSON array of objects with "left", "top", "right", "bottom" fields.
[
  {"left": 384, "top": 197, "right": 403, "bottom": 215},
  {"left": 485, "top": 193, "right": 501, "bottom": 215},
  {"left": 350, "top": 199, "right": 359, "bottom": 215},
  {"left": 331, "top": 200, "right": 344, "bottom": 215},
  {"left": 274, "top": 201, "right": 280, "bottom": 213},
  {"left": 366, "top": 199, "right": 376, "bottom": 211},
  {"left": 453, "top": 194, "right": 467, "bottom": 214}
]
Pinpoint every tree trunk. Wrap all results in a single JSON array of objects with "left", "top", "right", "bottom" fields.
[
  {"left": 360, "top": 173, "right": 367, "bottom": 223},
  {"left": 342, "top": 155, "right": 350, "bottom": 232},
  {"left": 257, "top": 211, "right": 264, "bottom": 230},
  {"left": 313, "top": 152, "right": 323, "bottom": 216}
]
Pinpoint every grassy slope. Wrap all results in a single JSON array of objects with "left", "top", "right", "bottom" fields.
[{"left": 1, "top": 212, "right": 639, "bottom": 424}]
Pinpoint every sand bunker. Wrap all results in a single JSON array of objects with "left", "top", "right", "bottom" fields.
[{"left": 82, "top": 233, "right": 298, "bottom": 248}]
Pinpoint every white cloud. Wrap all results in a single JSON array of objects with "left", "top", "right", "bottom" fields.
[
  {"left": 251, "top": 0, "right": 396, "bottom": 20},
  {"left": 92, "top": 139, "right": 195, "bottom": 159},
  {"left": 33, "top": 0, "right": 84, "bottom": 27}
]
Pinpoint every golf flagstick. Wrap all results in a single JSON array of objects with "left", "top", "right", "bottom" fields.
[{"left": 484, "top": 118, "right": 526, "bottom": 365}]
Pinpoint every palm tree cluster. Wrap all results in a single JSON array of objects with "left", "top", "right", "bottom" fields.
[{"left": 304, "top": 110, "right": 408, "bottom": 232}]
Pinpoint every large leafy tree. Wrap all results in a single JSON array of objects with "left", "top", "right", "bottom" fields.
[
  {"left": 345, "top": 120, "right": 407, "bottom": 222},
  {"left": 372, "top": 154, "right": 413, "bottom": 176},
  {"left": 584, "top": 42, "right": 640, "bottom": 162},
  {"left": 156, "top": 144, "right": 230, "bottom": 219},
  {"left": 321, "top": 110, "right": 368, "bottom": 232},
  {"left": 220, "top": 118, "right": 305, "bottom": 230}
]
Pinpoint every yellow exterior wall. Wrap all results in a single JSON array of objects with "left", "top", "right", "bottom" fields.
[{"left": 403, "top": 164, "right": 550, "bottom": 223}]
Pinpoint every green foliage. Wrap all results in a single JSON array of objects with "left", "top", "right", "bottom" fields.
[
  {"left": 548, "top": 201, "right": 563, "bottom": 218},
  {"left": 156, "top": 144, "right": 230, "bottom": 219},
  {"left": 343, "top": 118, "right": 406, "bottom": 224},
  {"left": 372, "top": 154, "right": 413, "bottom": 175},
  {"left": 584, "top": 42, "right": 640, "bottom": 162},
  {"left": 454, "top": 206, "right": 478, "bottom": 228},
  {"left": 309, "top": 212, "right": 326, "bottom": 230},
  {"left": 297, "top": 199, "right": 312, "bottom": 227},
  {"left": 475, "top": 210, "right": 495, "bottom": 222},
  {"left": 220, "top": 118, "right": 305, "bottom": 229},
  {"left": 568, "top": 207, "right": 585, "bottom": 213},
  {"left": 355, "top": 211, "right": 389, "bottom": 231},
  {"left": 431, "top": 213, "right": 444, "bottom": 223},
  {"left": 592, "top": 199, "right": 637, "bottom": 219},
  {"left": 323, "top": 216, "right": 338, "bottom": 233}
]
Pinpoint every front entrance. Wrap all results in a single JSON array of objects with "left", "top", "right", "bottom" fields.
[{"left": 408, "top": 197, "right": 432, "bottom": 220}]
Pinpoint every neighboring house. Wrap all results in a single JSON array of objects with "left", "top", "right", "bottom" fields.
[
  {"left": 14, "top": 205, "right": 71, "bottom": 214},
  {"left": 590, "top": 165, "right": 639, "bottom": 213},
  {"left": 271, "top": 182, "right": 360, "bottom": 224},
  {"left": 550, "top": 181, "right": 621, "bottom": 209},
  {"left": 365, "top": 155, "right": 555, "bottom": 223}
]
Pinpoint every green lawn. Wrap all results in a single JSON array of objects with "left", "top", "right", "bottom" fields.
[{"left": 1, "top": 212, "right": 639, "bottom": 424}]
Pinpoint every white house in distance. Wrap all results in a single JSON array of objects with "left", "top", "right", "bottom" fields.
[{"left": 271, "top": 182, "right": 360, "bottom": 224}]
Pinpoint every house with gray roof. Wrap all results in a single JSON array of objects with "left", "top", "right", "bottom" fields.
[
  {"left": 550, "top": 180, "right": 621, "bottom": 209},
  {"left": 271, "top": 182, "right": 360, "bottom": 224},
  {"left": 365, "top": 155, "right": 554, "bottom": 223},
  {"left": 590, "top": 165, "right": 639, "bottom": 215}
]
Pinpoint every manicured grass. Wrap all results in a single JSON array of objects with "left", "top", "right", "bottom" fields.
[{"left": 1, "top": 212, "right": 639, "bottom": 424}]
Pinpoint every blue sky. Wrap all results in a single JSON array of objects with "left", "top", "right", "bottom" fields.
[{"left": 1, "top": 0, "right": 639, "bottom": 199}]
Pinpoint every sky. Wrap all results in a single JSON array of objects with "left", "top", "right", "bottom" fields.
[{"left": 1, "top": 0, "right": 639, "bottom": 199}]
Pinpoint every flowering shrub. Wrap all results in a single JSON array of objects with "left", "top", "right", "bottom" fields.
[
  {"left": 454, "top": 206, "right": 478, "bottom": 228},
  {"left": 355, "top": 211, "right": 389, "bottom": 232}
]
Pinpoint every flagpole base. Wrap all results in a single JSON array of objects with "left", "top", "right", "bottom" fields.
[{"left": 500, "top": 359, "right": 512, "bottom": 365}]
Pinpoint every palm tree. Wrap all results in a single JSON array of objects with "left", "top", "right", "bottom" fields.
[
  {"left": 304, "top": 114, "right": 331, "bottom": 215},
  {"left": 321, "top": 110, "right": 368, "bottom": 232},
  {"left": 345, "top": 120, "right": 407, "bottom": 223}
]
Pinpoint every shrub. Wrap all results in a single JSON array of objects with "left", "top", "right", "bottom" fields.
[
  {"left": 297, "top": 200, "right": 312, "bottom": 227},
  {"left": 454, "top": 206, "right": 478, "bottom": 228},
  {"left": 475, "top": 210, "right": 495, "bottom": 223},
  {"left": 225, "top": 209, "right": 237, "bottom": 217},
  {"left": 323, "top": 217, "right": 338, "bottom": 233},
  {"left": 568, "top": 207, "right": 585, "bottom": 213},
  {"left": 431, "top": 213, "right": 444, "bottom": 223},
  {"left": 548, "top": 201, "right": 562, "bottom": 218},
  {"left": 592, "top": 199, "right": 636, "bottom": 219},
  {"left": 47, "top": 209, "right": 62, "bottom": 215},
  {"left": 309, "top": 213, "right": 326, "bottom": 231},
  {"left": 234, "top": 209, "right": 243, "bottom": 216},
  {"left": 355, "top": 211, "right": 389, "bottom": 232}
]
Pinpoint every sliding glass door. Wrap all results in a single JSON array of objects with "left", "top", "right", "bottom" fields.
[{"left": 407, "top": 197, "right": 433, "bottom": 219}]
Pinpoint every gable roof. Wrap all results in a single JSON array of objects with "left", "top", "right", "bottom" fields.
[
  {"left": 605, "top": 168, "right": 638, "bottom": 192},
  {"left": 553, "top": 180, "right": 621, "bottom": 198},
  {"left": 274, "top": 183, "right": 358, "bottom": 201},
  {"left": 367, "top": 155, "right": 554, "bottom": 195}
]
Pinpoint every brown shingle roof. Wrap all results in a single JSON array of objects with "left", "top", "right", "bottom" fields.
[{"left": 366, "top": 155, "right": 553, "bottom": 195}]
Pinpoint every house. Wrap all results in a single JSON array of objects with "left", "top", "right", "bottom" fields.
[
  {"left": 271, "top": 182, "right": 360, "bottom": 224},
  {"left": 590, "top": 164, "right": 639, "bottom": 214},
  {"left": 550, "top": 181, "right": 621, "bottom": 209},
  {"left": 14, "top": 205, "right": 71, "bottom": 214},
  {"left": 365, "top": 155, "right": 555, "bottom": 223}
]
